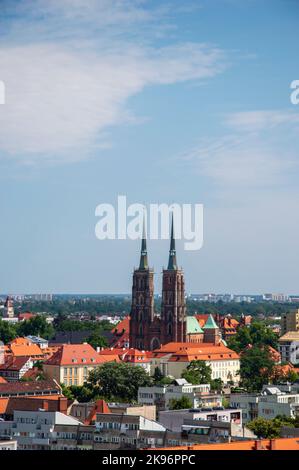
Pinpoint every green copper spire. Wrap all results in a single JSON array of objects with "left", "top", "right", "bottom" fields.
[
  {"left": 139, "top": 219, "right": 148, "bottom": 270},
  {"left": 167, "top": 214, "right": 178, "bottom": 270},
  {"left": 203, "top": 314, "right": 218, "bottom": 329}
]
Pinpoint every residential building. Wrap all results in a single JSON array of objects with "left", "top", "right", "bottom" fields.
[
  {"left": 0, "top": 410, "right": 81, "bottom": 450},
  {"left": 43, "top": 343, "right": 119, "bottom": 386},
  {"left": 0, "top": 379, "right": 62, "bottom": 398},
  {"left": 181, "top": 418, "right": 255, "bottom": 443},
  {"left": 6, "top": 337, "right": 44, "bottom": 360},
  {"left": 138, "top": 379, "right": 222, "bottom": 411},
  {"left": 0, "top": 356, "right": 33, "bottom": 381},
  {"left": 121, "top": 348, "right": 151, "bottom": 374},
  {"left": 94, "top": 413, "right": 167, "bottom": 449},
  {"left": 0, "top": 395, "right": 68, "bottom": 420},
  {"left": 149, "top": 342, "right": 240, "bottom": 384},
  {"left": 278, "top": 331, "right": 299, "bottom": 364},
  {"left": 230, "top": 387, "right": 299, "bottom": 423},
  {"left": 0, "top": 439, "right": 17, "bottom": 450},
  {"left": 158, "top": 407, "right": 242, "bottom": 432},
  {"left": 25, "top": 336, "right": 49, "bottom": 349},
  {"left": 69, "top": 400, "right": 156, "bottom": 423}
]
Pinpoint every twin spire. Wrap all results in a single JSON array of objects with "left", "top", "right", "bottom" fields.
[{"left": 139, "top": 214, "right": 177, "bottom": 271}]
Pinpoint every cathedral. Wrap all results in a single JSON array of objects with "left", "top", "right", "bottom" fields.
[{"left": 129, "top": 217, "right": 221, "bottom": 351}]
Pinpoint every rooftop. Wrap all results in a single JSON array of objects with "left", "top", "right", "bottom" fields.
[{"left": 45, "top": 343, "right": 117, "bottom": 366}]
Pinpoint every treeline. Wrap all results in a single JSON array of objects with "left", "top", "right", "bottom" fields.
[
  {"left": 7, "top": 297, "right": 298, "bottom": 319},
  {"left": 0, "top": 314, "right": 113, "bottom": 346},
  {"left": 186, "top": 300, "right": 299, "bottom": 318}
]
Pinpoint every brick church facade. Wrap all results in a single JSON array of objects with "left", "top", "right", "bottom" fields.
[{"left": 129, "top": 218, "right": 221, "bottom": 350}]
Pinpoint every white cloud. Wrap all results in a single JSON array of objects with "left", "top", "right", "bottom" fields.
[{"left": 0, "top": 0, "right": 226, "bottom": 164}]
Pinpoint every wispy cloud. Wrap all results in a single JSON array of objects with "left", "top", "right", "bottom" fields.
[
  {"left": 224, "top": 109, "right": 299, "bottom": 133},
  {"left": 0, "top": 0, "right": 227, "bottom": 165},
  {"left": 179, "top": 109, "right": 299, "bottom": 191}
]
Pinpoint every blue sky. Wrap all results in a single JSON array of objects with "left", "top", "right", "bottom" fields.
[{"left": 0, "top": 0, "right": 298, "bottom": 294}]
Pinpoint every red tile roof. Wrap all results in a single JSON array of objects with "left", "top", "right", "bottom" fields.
[
  {"left": 18, "top": 312, "right": 36, "bottom": 321},
  {"left": 85, "top": 399, "right": 110, "bottom": 424},
  {"left": 151, "top": 342, "right": 239, "bottom": 362},
  {"left": 194, "top": 314, "right": 210, "bottom": 328},
  {"left": 44, "top": 344, "right": 118, "bottom": 366},
  {"left": 0, "top": 355, "right": 31, "bottom": 372},
  {"left": 0, "top": 395, "right": 67, "bottom": 415},
  {"left": 0, "top": 379, "right": 61, "bottom": 397},
  {"left": 110, "top": 316, "right": 130, "bottom": 348},
  {"left": 122, "top": 348, "right": 150, "bottom": 363},
  {"left": 155, "top": 438, "right": 299, "bottom": 451},
  {"left": 8, "top": 338, "right": 44, "bottom": 358},
  {"left": 112, "top": 317, "right": 130, "bottom": 335}
]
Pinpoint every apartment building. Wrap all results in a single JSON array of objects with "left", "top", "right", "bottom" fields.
[
  {"left": 278, "top": 331, "right": 299, "bottom": 364},
  {"left": 230, "top": 387, "right": 299, "bottom": 423},
  {"left": 0, "top": 410, "right": 81, "bottom": 450},
  {"left": 93, "top": 413, "right": 167, "bottom": 449},
  {"left": 158, "top": 407, "right": 242, "bottom": 432},
  {"left": 138, "top": 379, "right": 222, "bottom": 411},
  {"left": 0, "top": 439, "right": 17, "bottom": 450}
]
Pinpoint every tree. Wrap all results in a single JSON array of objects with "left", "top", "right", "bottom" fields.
[
  {"left": 247, "top": 417, "right": 280, "bottom": 438},
  {"left": 210, "top": 378, "right": 223, "bottom": 393},
  {"left": 68, "top": 385, "right": 96, "bottom": 403},
  {"left": 240, "top": 346, "right": 275, "bottom": 392},
  {"left": 169, "top": 396, "right": 193, "bottom": 410},
  {"left": 0, "top": 319, "right": 17, "bottom": 343},
  {"left": 227, "top": 321, "right": 278, "bottom": 353},
  {"left": 181, "top": 360, "right": 212, "bottom": 385},
  {"left": 17, "top": 315, "right": 54, "bottom": 339},
  {"left": 247, "top": 416, "right": 296, "bottom": 439},
  {"left": 88, "top": 362, "right": 152, "bottom": 402},
  {"left": 61, "top": 384, "right": 75, "bottom": 400},
  {"left": 153, "top": 367, "right": 164, "bottom": 384},
  {"left": 86, "top": 332, "right": 108, "bottom": 350}
]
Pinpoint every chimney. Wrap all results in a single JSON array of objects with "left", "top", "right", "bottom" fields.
[
  {"left": 42, "top": 401, "right": 49, "bottom": 411},
  {"left": 254, "top": 440, "right": 263, "bottom": 450},
  {"left": 58, "top": 396, "right": 68, "bottom": 414},
  {"left": 270, "top": 439, "right": 276, "bottom": 450}
]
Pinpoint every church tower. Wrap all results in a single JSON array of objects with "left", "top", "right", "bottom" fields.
[
  {"left": 161, "top": 216, "right": 186, "bottom": 344},
  {"left": 129, "top": 222, "right": 155, "bottom": 350},
  {"left": 3, "top": 296, "right": 14, "bottom": 319}
]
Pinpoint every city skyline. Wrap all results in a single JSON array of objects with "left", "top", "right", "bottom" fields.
[{"left": 0, "top": 0, "right": 299, "bottom": 294}]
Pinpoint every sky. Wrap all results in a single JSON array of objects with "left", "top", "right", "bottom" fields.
[{"left": 0, "top": 0, "right": 299, "bottom": 295}]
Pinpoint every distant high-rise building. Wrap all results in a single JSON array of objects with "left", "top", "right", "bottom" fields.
[{"left": 281, "top": 309, "right": 299, "bottom": 335}]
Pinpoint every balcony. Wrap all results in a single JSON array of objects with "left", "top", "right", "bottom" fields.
[{"left": 32, "top": 438, "right": 50, "bottom": 446}]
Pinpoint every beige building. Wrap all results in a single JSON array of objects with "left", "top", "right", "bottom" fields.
[
  {"left": 281, "top": 309, "right": 299, "bottom": 335},
  {"left": 43, "top": 344, "right": 120, "bottom": 386},
  {"left": 149, "top": 342, "right": 240, "bottom": 384}
]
